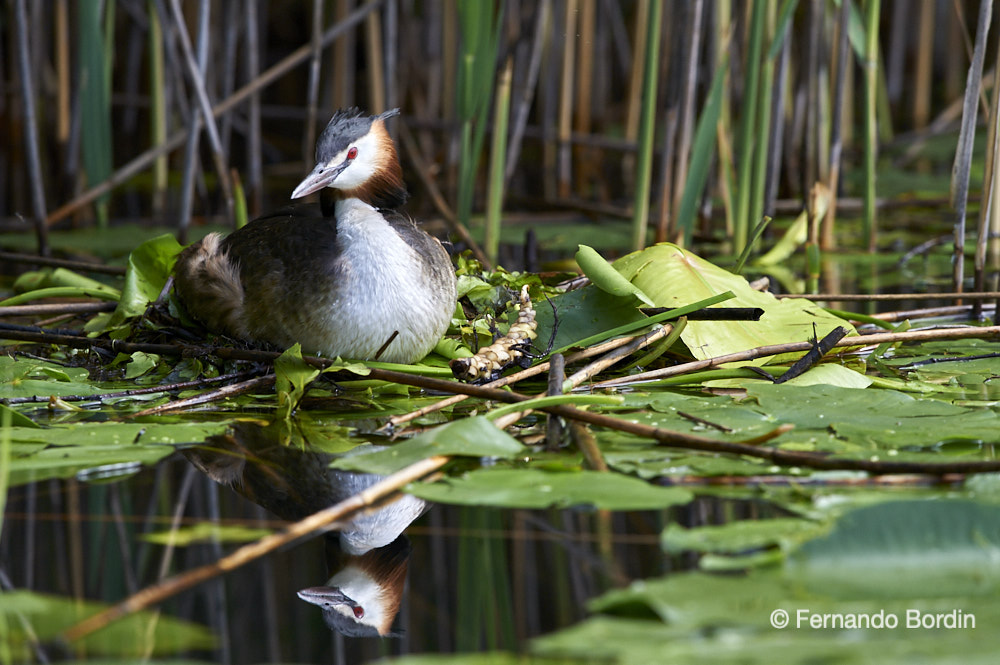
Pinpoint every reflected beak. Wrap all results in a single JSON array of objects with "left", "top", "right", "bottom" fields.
[
  {"left": 291, "top": 161, "right": 349, "bottom": 199},
  {"left": 297, "top": 586, "right": 356, "bottom": 608}
]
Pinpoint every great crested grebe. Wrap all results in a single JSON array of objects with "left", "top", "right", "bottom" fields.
[{"left": 174, "top": 108, "right": 456, "bottom": 363}]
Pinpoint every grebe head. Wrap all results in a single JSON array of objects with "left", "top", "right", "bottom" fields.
[{"left": 291, "top": 108, "right": 404, "bottom": 203}]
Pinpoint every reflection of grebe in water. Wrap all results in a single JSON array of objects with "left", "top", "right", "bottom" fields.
[{"left": 185, "top": 422, "right": 427, "bottom": 637}]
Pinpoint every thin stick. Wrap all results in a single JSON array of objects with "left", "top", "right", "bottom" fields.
[
  {"left": 631, "top": 0, "right": 662, "bottom": 251},
  {"left": 592, "top": 325, "right": 1000, "bottom": 388},
  {"left": 561, "top": 325, "right": 670, "bottom": 391},
  {"left": 545, "top": 353, "right": 566, "bottom": 451},
  {"left": 824, "top": 0, "right": 854, "bottom": 250},
  {"left": 304, "top": 0, "right": 325, "bottom": 162},
  {"left": 504, "top": 0, "right": 550, "bottom": 185},
  {"left": 168, "top": 0, "right": 235, "bottom": 226},
  {"left": 174, "top": 0, "right": 211, "bottom": 242},
  {"left": 244, "top": 0, "right": 263, "bottom": 217},
  {"left": 869, "top": 305, "right": 993, "bottom": 322},
  {"left": 61, "top": 455, "right": 449, "bottom": 642},
  {"left": 14, "top": 0, "right": 49, "bottom": 255},
  {"left": 861, "top": 0, "right": 881, "bottom": 251},
  {"left": 1, "top": 371, "right": 262, "bottom": 405},
  {"left": 128, "top": 375, "right": 276, "bottom": 417},
  {"left": 671, "top": 0, "right": 704, "bottom": 219},
  {"left": 950, "top": 0, "right": 992, "bottom": 286},
  {"left": 486, "top": 327, "right": 671, "bottom": 434},
  {"left": 557, "top": 0, "right": 578, "bottom": 198}
]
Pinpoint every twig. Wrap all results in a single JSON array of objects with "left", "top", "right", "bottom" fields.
[
  {"left": 772, "top": 326, "right": 849, "bottom": 384},
  {"left": 591, "top": 325, "right": 1000, "bottom": 388},
  {"left": 13, "top": 0, "right": 49, "bottom": 255},
  {"left": 128, "top": 374, "right": 276, "bottom": 417},
  {"left": 869, "top": 305, "right": 993, "bottom": 322},
  {"left": 0, "top": 370, "right": 262, "bottom": 405},
  {"left": 61, "top": 454, "right": 448, "bottom": 642},
  {"left": 562, "top": 325, "right": 670, "bottom": 390},
  {"left": 168, "top": 0, "right": 235, "bottom": 226},
  {"left": 570, "top": 421, "right": 607, "bottom": 471}
]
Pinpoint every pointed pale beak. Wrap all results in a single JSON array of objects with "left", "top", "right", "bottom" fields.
[
  {"left": 291, "top": 161, "right": 349, "bottom": 199},
  {"left": 297, "top": 586, "right": 356, "bottom": 608}
]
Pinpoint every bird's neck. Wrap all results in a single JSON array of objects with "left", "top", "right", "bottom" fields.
[{"left": 320, "top": 152, "right": 408, "bottom": 215}]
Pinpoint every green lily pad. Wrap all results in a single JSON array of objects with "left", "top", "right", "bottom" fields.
[
  {"left": 790, "top": 499, "right": 1000, "bottom": 597},
  {"left": 747, "top": 383, "right": 1000, "bottom": 451},
  {"left": 532, "top": 501, "right": 1000, "bottom": 664},
  {"left": 613, "top": 243, "right": 857, "bottom": 362}
]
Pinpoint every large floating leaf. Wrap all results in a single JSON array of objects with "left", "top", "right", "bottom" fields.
[
  {"left": 330, "top": 416, "right": 524, "bottom": 475},
  {"left": 790, "top": 499, "right": 1000, "bottom": 597},
  {"left": 613, "top": 243, "right": 856, "bottom": 362},
  {"left": 533, "top": 501, "right": 1000, "bottom": 664},
  {"left": 409, "top": 468, "right": 692, "bottom": 510},
  {"left": 747, "top": 383, "right": 1000, "bottom": 451}
]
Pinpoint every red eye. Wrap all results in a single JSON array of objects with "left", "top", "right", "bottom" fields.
[
  {"left": 347, "top": 147, "right": 358, "bottom": 160},
  {"left": 353, "top": 606, "right": 365, "bottom": 618}
]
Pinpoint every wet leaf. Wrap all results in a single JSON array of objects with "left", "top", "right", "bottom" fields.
[
  {"left": 107, "top": 233, "right": 184, "bottom": 326},
  {"left": 329, "top": 416, "right": 524, "bottom": 475},
  {"left": 6, "top": 422, "right": 227, "bottom": 485},
  {"left": 747, "top": 383, "right": 1000, "bottom": 451},
  {"left": 275, "top": 343, "right": 320, "bottom": 420},
  {"left": 124, "top": 351, "right": 160, "bottom": 379},
  {"left": 408, "top": 468, "right": 692, "bottom": 510}
]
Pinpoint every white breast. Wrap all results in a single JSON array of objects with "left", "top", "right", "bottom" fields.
[{"left": 297, "top": 199, "right": 452, "bottom": 363}]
